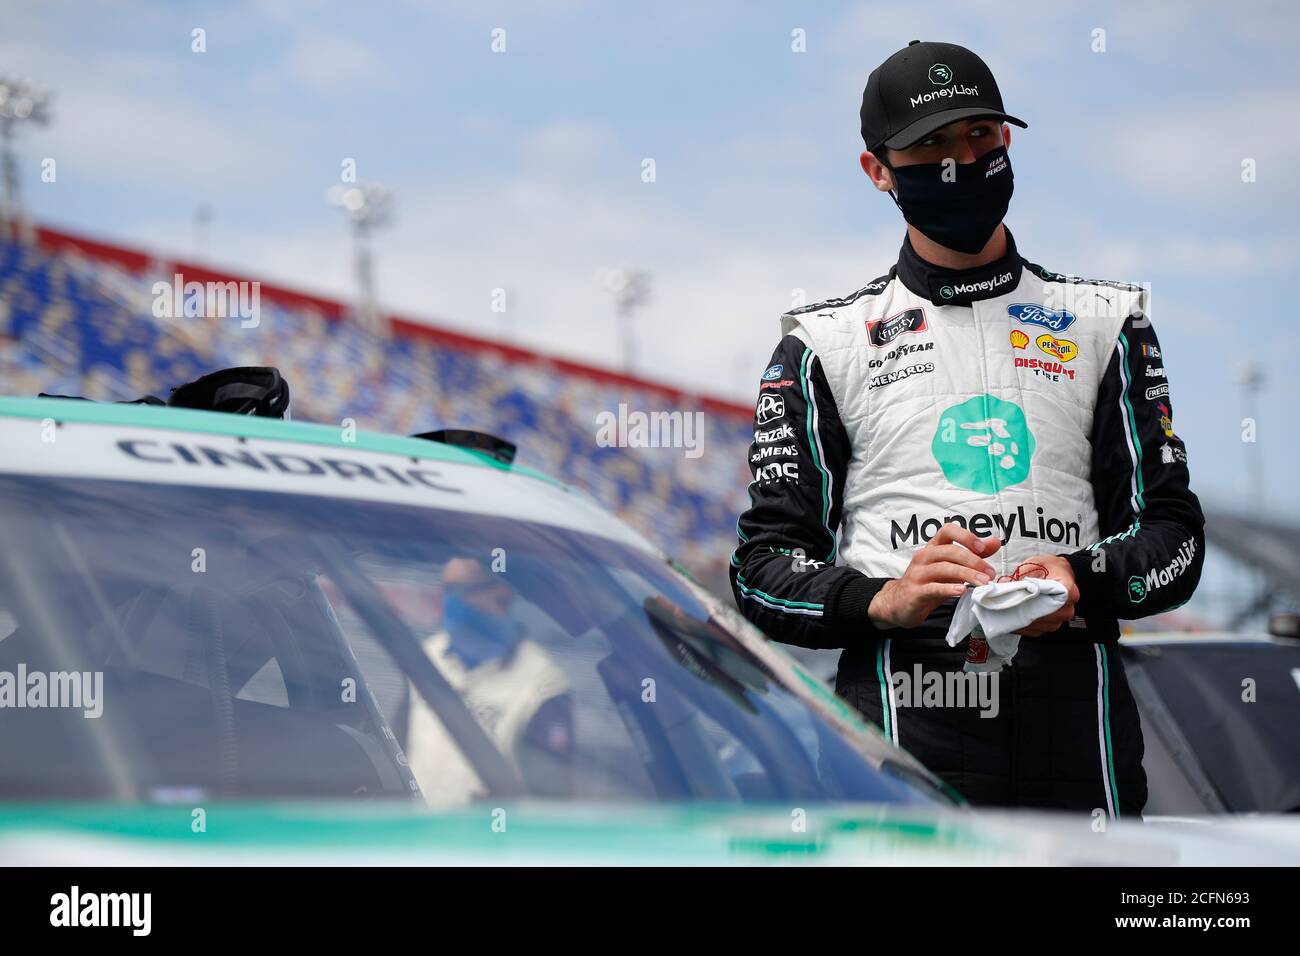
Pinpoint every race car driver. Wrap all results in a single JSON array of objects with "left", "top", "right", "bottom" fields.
[{"left": 730, "top": 40, "right": 1205, "bottom": 816}]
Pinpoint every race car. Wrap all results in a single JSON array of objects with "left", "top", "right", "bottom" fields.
[{"left": 0, "top": 381, "right": 1297, "bottom": 864}]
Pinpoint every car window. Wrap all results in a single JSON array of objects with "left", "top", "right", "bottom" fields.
[{"left": 0, "top": 473, "right": 949, "bottom": 808}]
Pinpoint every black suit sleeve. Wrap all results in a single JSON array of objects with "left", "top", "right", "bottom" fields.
[
  {"left": 729, "top": 334, "right": 890, "bottom": 649},
  {"left": 1066, "top": 311, "right": 1206, "bottom": 619}
]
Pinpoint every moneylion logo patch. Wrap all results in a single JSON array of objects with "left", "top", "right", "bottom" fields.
[
  {"left": 1129, "top": 538, "right": 1198, "bottom": 604},
  {"left": 944, "top": 272, "right": 1015, "bottom": 300},
  {"left": 928, "top": 63, "right": 952, "bottom": 85},
  {"left": 932, "top": 395, "right": 1035, "bottom": 494}
]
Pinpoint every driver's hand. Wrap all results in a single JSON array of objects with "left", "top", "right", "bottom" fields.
[
  {"left": 1014, "top": 554, "right": 1080, "bottom": 636},
  {"left": 868, "top": 523, "right": 1000, "bottom": 630}
]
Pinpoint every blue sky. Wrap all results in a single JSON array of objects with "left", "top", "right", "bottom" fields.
[{"left": 7, "top": 0, "right": 1300, "bottom": 517}]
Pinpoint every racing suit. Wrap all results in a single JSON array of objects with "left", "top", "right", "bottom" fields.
[{"left": 730, "top": 229, "right": 1205, "bottom": 816}]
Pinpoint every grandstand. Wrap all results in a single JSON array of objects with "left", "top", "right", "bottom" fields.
[{"left": 0, "top": 226, "right": 754, "bottom": 594}]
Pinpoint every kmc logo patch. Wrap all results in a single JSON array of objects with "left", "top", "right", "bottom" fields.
[{"left": 932, "top": 394, "right": 1035, "bottom": 494}]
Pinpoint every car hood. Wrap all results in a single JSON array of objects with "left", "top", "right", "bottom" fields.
[{"left": 1, "top": 802, "right": 1298, "bottom": 866}]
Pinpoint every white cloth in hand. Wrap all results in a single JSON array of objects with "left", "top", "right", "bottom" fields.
[{"left": 944, "top": 578, "right": 1069, "bottom": 673}]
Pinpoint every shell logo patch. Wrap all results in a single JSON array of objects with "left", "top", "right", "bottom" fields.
[
  {"left": 1009, "top": 329, "right": 1029, "bottom": 349},
  {"left": 1035, "top": 333, "right": 1078, "bottom": 362}
]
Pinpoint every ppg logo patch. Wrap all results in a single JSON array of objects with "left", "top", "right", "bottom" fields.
[
  {"left": 1007, "top": 303, "right": 1076, "bottom": 333},
  {"left": 868, "top": 308, "right": 928, "bottom": 348},
  {"left": 755, "top": 394, "right": 785, "bottom": 425}
]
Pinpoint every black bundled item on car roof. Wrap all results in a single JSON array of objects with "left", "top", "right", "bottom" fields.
[
  {"left": 38, "top": 391, "right": 165, "bottom": 405},
  {"left": 38, "top": 366, "right": 291, "bottom": 419},
  {"left": 413, "top": 428, "right": 517, "bottom": 465},
  {"left": 167, "top": 366, "right": 290, "bottom": 418}
]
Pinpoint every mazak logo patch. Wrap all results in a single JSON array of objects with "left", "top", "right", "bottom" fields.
[
  {"left": 755, "top": 423, "right": 795, "bottom": 444},
  {"left": 868, "top": 308, "right": 927, "bottom": 347},
  {"left": 1008, "top": 303, "right": 1076, "bottom": 332},
  {"left": 932, "top": 395, "right": 1035, "bottom": 494}
]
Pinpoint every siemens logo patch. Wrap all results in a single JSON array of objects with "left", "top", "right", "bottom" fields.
[
  {"left": 1007, "top": 303, "right": 1077, "bottom": 332},
  {"left": 890, "top": 506, "right": 1081, "bottom": 549}
]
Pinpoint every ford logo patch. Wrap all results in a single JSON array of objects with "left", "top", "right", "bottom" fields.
[
  {"left": 1007, "top": 303, "right": 1076, "bottom": 332},
  {"left": 761, "top": 364, "right": 783, "bottom": 381}
]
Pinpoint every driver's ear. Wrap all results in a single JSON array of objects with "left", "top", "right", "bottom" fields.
[
  {"left": 860, "top": 150, "right": 894, "bottom": 192},
  {"left": 1002, "top": 123, "right": 1011, "bottom": 151}
]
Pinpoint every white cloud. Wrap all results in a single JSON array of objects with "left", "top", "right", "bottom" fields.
[{"left": 283, "top": 32, "right": 398, "bottom": 95}]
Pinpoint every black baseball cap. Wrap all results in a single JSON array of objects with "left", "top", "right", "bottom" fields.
[{"left": 860, "top": 40, "right": 1027, "bottom": 153}]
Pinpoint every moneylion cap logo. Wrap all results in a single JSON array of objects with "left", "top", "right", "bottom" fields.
[
  {"left": 940, "top": 285, "right": 954, "bottom": 300},
  {"left": 928, "top": 63, "right": 952, "bottom": 85},
  {"left": 932, "top": 394, "right": 1035, "bottom": 494}
]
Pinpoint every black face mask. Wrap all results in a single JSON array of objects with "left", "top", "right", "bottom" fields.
[{"left": 884, "top": 146, "right": 1014, "bottom": 255}]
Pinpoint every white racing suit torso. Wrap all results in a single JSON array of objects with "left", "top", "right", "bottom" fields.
[{"left": 731, "top": 230, "right": 1205, "bottom": 815}]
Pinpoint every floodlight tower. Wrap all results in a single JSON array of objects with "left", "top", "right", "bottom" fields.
[
  {"left": 0, "top": 76, "right": 53, "bottom": 238},
  {"left": 327, "top": 182, "right": 393, "bottom": 335},
  {"left": 601, "top": 267, "right": 652, "bottom": 373}
]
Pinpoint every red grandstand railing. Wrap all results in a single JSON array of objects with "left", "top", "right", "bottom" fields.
[{"left": 34, "top": 224, "right": 753, "bottom": 420}]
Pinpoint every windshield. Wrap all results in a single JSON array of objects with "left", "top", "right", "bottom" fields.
[{"left": 0, "top": 473, "right": 949, "bottom": 807}]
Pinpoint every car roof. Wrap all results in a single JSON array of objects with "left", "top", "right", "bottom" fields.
[
  {"left": 0, "top": 396, "right": 545, "bottom": 478},
  {"left": 0, "top": 396, "right": 656, "bottom": 552}
]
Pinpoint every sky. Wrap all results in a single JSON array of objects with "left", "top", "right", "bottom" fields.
[{"left": 5, "top": 0, "right": 1300, "bottom": 518}]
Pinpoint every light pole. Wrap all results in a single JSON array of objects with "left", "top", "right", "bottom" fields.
[
  {"left": 600, "top": 267, "right": 651, "bottom": 373},
  {"left": 1235, "top": 359, "right": 1265, "bottom": 508},
  {"left": 0, "top": 76, "right": 53, "bottom": 238},
  {"left": 192, "top": 202, "right": 213, "bottom": 261},
  {"left": 326, "top": 182, "right": 393, "bottom": 336}
]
